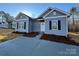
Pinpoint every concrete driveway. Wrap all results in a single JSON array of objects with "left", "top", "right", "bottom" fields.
[{"left": 0, "top": 36, "right": 79, "bottom": 56}]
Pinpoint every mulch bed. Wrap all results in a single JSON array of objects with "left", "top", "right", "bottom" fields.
[
  {"left": 23, "top": 32, "right": 39, "bottom": 37},
  {"left": 40, "top": 34, "right": 79, "bottom": 46},
  {"left": 13, "top": 31, "right": 39, "bottom": 37},
  {"left": 12, "top": 31, "right": 26, "bottom": 34}
]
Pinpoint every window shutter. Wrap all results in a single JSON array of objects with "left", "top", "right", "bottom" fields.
[
  {"left": 24, "top": 22, "right": 26, "bottom": 29},
  {"left": 49, "top": 21, "right": 52, "bottom": 30},
  {"left": 17, "top": 22, "right": 18, "bottom": 29},
  {"left": 58, "top": 20, "right": 61, "bottom": 30}
]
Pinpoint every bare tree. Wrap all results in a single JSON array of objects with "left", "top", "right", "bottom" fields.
[
  {"left": 70, "top": 7, "right": 77, "bottom": 32},
  {"left": 5, "top": 13, "right": 14, "bottom": 28}
]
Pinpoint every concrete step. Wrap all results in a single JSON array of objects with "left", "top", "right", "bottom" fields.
[{"left": 36, "top": 34, "right": 43, "bottom": 38}]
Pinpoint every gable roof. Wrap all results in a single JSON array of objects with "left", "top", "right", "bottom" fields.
[
  {"left": 0, "top": 11, "right": 8, "bottom": 18},
  {"left": 37, "top": 7, "right": 70, "bottom": 19},
  {"left": 15, "top": 12, "right": 32, "bottom": 20}
]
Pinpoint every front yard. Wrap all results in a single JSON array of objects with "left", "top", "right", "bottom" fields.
[
  {"left": 0, "top": 28, "right": 22, "bottom": 42},
  {"left": 0, "top": 28, "right": 79, "bottom": 46}
]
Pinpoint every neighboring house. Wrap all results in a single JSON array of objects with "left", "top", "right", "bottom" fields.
[
  {"left": 15, "top": 8, "right": 70, "bottom": 37},
  {"left": 15, "top": 12, "right": 33, "bottom": 32},
  {"left": 0, "top": 11, "right": 8, "bottom": 28}
]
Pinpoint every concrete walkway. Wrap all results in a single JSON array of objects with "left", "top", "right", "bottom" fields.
[{"left": 0, "top": 36, "right": 79, "bottom": 56}]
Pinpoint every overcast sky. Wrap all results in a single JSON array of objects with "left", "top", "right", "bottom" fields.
[{"left": 0, "top": 3, "right": 77, "bottom": 18}]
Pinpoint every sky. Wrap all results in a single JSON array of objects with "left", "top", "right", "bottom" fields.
[{"left": 0, "top": 3, "right": 77, "bottom": 18}]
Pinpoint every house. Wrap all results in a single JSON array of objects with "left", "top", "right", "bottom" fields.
[
  {"left": 15, "top": 12, "right": 33, "bottom": 32},
  {"left": 0, "top": 11, "right": 8, "bottom": 28},
  {"left": 37, "top": 8, "right": 70, "bottom": 37},
  {"left": 15, "top": 8, "right": 70, "bottom": 37}
]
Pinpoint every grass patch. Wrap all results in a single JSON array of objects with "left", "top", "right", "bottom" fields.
[
  {"left": 0, "top": 35, "right": 7, "bottom": 40},
  {"left": 0, "top": 33, "right": 21, "bottom": 42},
  {"left": 0, "top": 28, "right": 21, "bottom": 42},
  {"left": 69, "top": 32, "right": 79, "bottom": 43}
]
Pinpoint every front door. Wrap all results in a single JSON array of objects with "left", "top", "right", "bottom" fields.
[
  {"left": 41, "top": 22, "right": 45, "bottom": 32},
  {"left": 19, "top": 22, "right": 23, "bottom": 32}
]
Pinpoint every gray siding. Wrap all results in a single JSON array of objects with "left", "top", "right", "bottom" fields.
[
  {"left": 15, "top": 19, "right": 29, "bottom": 33},
  {"left": 28, "top": 20, "right": 33, "bottom": 32},
  {"left": 44, "top": 17, "right": 68, "bottom": 36},
  {"left": 32, "top": 22, "right": 41, "bottom": 32}
]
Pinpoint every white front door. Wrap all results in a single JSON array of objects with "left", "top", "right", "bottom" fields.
[
  {"left": 19, "top": 22, "right": 23, "bottom": 32},
  {"left": 21, "top": 22, "right": 26, "bottom": 32},
  {"left": 41, "top": 22, "right": 45, "bottom": 32}
]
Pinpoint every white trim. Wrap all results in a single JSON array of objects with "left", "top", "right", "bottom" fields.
[
  {"left": 37, "top": 8, "right": 51, "bottom": 18},
  {"left": 44, "top": 16, "right": 67, "bottom": 19},
  {"left": 38, "top": 8, "right": 70, "bottom": 19},
  {"left": 66, "top": 16, "right": 68, "bottom": 37},
  {"left": 43, "top": 10, "right": 53, "bottom": 18},
  {"left": 52, "top": 8, "right": 70, "bottom": 15}
]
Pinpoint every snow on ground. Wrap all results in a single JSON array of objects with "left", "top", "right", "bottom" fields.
[{"left": 0, "top": 36, "right": 79, "bottom": 56}]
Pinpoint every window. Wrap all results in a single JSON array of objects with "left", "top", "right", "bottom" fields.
[
  {"left": 49, "top": 21, "right": 52, "bottom": 30},
  {"left": 52, "top": 22, "right": 58, "bottom": 29},
  {"left": 52, "top": 20, "right": 58, "bottom": 29},
  {"left": 58, "top": 20, "right": 61, "bottom": 30},
  {"left": 49, "top": 20, "right": 61, "bottom": 30},
  {"left": 24, "top": 22, "right": 26, "bottom": 29},
  {"left": 53, "top": 11, "right": 56, "bottom": 15}
]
